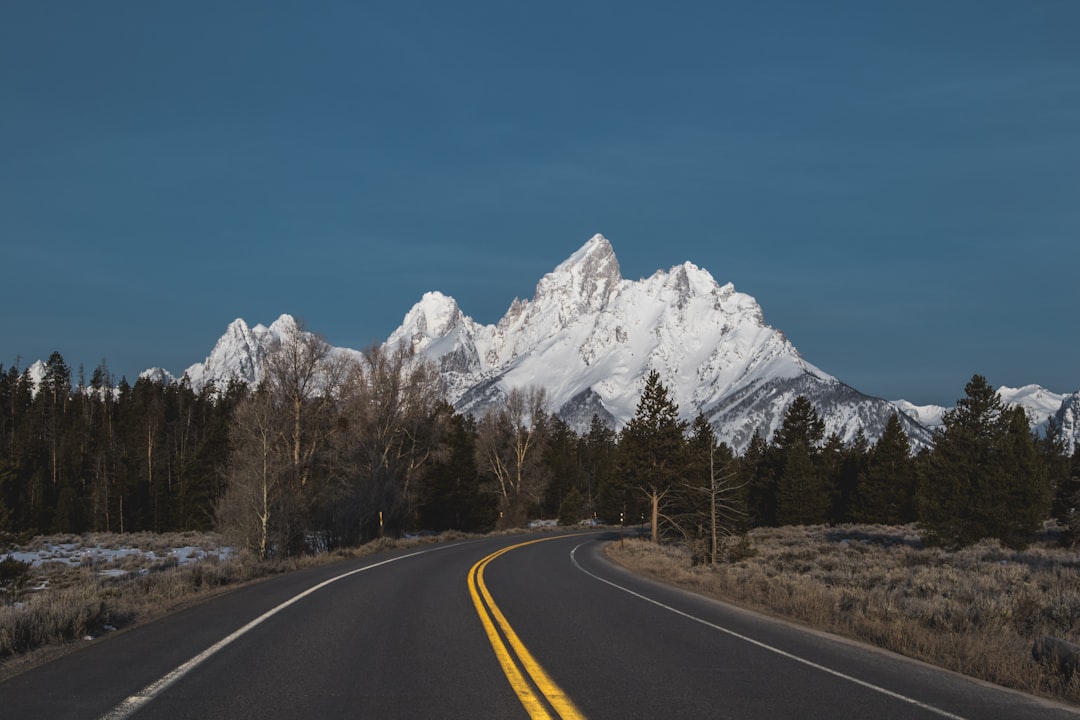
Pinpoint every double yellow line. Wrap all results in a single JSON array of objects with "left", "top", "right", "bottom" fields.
[{"left": 468, "top": 537, "right": 587, "bottom": 720}]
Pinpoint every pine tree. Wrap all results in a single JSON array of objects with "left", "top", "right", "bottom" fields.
[
  {"left": 416, "top": 412, "right": 495, "bottom": 532},
  {"left": 740, "top": 430, "right": 775, "bottom": 526},
  {"left": 587, "top": 415, "right": 623, "bottom": 525},
  {"left": 616, "top": 371, "right": 687, "bottom": 542},
  {"left": 917, "top": 374, "right": 1052, "bottom": 549},
  {"left": 541, "top": 417, "right": 587, "bottom": 518},
  {"left": 773, "top": 396, "right": 832, "bottom": 525},
  {"left": 834, "top": 428, "right": 869, "bottom": 523},
  {"left": 851, "top": 414, "right": 914, "bottom": 524}
]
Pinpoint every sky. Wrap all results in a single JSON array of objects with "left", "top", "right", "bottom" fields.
[{"left": 1, "top": 1, "right": 1077, "bottom": 407}]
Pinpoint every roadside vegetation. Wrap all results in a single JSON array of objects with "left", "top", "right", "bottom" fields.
[{"left": 608, "top": 524, "right": 1080, "bottom": 706}]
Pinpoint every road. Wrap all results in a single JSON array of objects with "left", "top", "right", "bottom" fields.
[{"left": 2, "top": 531, "right": 1076, "bottom": 719}]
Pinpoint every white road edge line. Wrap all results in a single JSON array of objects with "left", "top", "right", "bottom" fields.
[
  {"left": 98, "top": 543, "right": 462, "bottom": 720},
  {"left": 570, "top": 542, "right": 968, "bottom": 720}
]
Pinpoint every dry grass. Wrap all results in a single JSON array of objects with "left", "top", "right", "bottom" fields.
[{"left": 607, "top": 524, "right": 1080, "bottom": 706}]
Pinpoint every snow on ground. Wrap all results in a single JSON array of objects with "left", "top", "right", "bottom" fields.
[{"left": 1, "top": 535, "right": 235, "bottom": 584}]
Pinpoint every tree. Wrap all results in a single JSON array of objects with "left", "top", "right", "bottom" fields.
[
  {"left": 740, "top": 430, "right": 775, "bottom": 527},
  {"left": 557, "top": 486, "right": 586, "bottom": 526},
  {"left": 475, "top": 386, "right": 550, "bottom": 528},
  {"left": 416, "top": 411, "right": 495, "bottom": 532},
  {"left": 917, "top": 375, "right": 1052, "bottom": 549},
  {"left": 616, "top": 371, "right": 687, "bottom": 542},
  {"left": 218, "top": 321, "right": 346, "bottom": 556},
  {"left": 334, "top": 344, "right": 449, "bottom": 541},
  {"left": 772, "top": 396, "right": 831, "bottom": 525},
  {"left": 217, "top": 384, "right": 289, "bottom": 559},
  {"left": 676, "top": 414, "right": 743, "bottom": 564},
  {"left": 541, "top": 416, "right": 587, "bottom": 518},
  {"left": 263, "top": 320, "right": 345, "bottom": 492},
  {"left": 586, "top": 415, "right": 622, "bottom": 525},
  {"left": 1056, "top": 446, "right": 1080, "bottom": 547},
  {"left": 850, "top": 414, "right": 915, "bottom": 524}
]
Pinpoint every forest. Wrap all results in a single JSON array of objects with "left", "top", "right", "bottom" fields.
[{"left": 2, "top": 322, "right": 1077, "bottom": 559}]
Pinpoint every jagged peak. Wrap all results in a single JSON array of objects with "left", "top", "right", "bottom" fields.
[
  {"left": 387, "top": 291, "right": 473, "bottom": 355},
  {"left": 406, "top": 291, "right": 464, "bottom": 335},
  {"left": 532, "top": 234, "right": 623, "bottom": 318},
  {"left": 267, "top": 313, "right": 299, "bottom": 335},
  {"left": 225, "top": 317, "right": 252, "bottom": 334},
  {"left": 558, "top": 233, "right": 617, "bottom": 270}
]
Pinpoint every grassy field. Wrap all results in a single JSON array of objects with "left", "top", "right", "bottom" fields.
[{"left": 606, "top": 524, "right": 1080, "bottom": 706}]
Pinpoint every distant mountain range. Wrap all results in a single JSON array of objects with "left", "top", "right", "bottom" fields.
[{"left": 125, "top": 234, "right": 1078, "bottom": 455}]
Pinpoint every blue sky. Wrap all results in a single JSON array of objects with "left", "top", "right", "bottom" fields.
[{"left": 2, "top": 1, "right": 1077, "bottom": 407}]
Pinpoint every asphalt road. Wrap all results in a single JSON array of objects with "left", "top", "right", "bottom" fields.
[{"left": 2, "top": 531, "right": 1077, "bottom": 719}]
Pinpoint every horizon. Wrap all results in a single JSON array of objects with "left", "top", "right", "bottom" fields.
[{"left": 3, "top": 2, "right": 1077, "bottom": 407}]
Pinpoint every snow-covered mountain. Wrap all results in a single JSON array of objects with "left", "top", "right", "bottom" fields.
[
  {"left": 165, "top": 313, "right": 363, "bottom": 391},
  {"left": 890, "top": 400, "right": 948, "bottom": 432},
  {"left": 1056, "top": 393, "right": 1080, "bottom": 456},
  {"left": 387, "top": 234, "right": 932, "bottom": 452},
  {"left": 154, "top": 233, "right": 1077, "bottom": 455},
  {"left": 894, "top": 384, "right": 1076, "bottom": 453},
  {"left": 182, "top": 315, "right": 294, "bottom": 389}
]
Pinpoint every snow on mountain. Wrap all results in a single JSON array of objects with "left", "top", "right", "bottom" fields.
[
  {"left": 999, "top": 385, "right": 1068, "bottom": 427},
  {"left": 890, "top": 400, "right": 947, "bottom": 432},
  {"left": 140, "top": 367, "right": 176, "bottom": 385},
  {"left": 27, "top": 360, "right": 46, "bottom": 389},
  {"left": 156, "top": 233, "right": 1075, "bottom": 456},
  {"left": 894, "top": 385, "right": 1073, "bottom": 440},
  {"left": 1054, "top": 392, "right": 1080, "bottom": 456},
  {"left": 389, "top": 234, "right": 932, "bottom": 452},
  {"left": 180, "top": 313, "right": 349, "bottom": 390}
]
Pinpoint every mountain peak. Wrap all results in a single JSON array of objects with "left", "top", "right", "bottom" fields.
[
  {"left": 533, "top": 234, "right": 622, "bottom": 320},
  {"left": 390, "top": 291, "right": 466, "bottom": 347}
]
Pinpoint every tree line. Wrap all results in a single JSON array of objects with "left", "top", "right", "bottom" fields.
[{"left": 2, "top": 327, "right": 1077, "bottom": 558}]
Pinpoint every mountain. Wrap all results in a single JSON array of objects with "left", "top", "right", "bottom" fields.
[
  {"left": 1056, "top": 393, "right": 1080, "bottom": 456},
  {"left": 181, "top": 315, "right": 294, "bottom": 390},
  {"left": 895, "top": 384, "right": 1076, "bottom": 453},
  {"left": 158, "top": 234, "right": 1076, "bottom": 455},
  {"left": 387, "top": 234, "right": 932, "bottom": 452},
  {"left": 890, "top": 400, "right": 947, "bottom": 432}
]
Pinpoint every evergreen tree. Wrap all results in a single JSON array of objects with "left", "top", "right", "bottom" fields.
[
  {"left": 557, "top": 486, "right": 586, "bottom": 526},
  {"left": 772, "top": 396, "right": 832, "bottom": 525},
  {"left": 850, "top": 414, "right": 915, "bottom": 524},
  {"left": 917, "top": 375, "right": 1052, "bottom": 549},
  {"left": 740, "top": 430, "right": 775, "bottom": 526},
  {"left": 416, "top": 412, "right": 496, "bottom": 533},
  {"left": 540, "top": 417, "right": 586, "bottom": 518},
  {"left": 1057, "top": 447, "right": 1080, "bottom": 547},
  {"left": 616, "top": 371, "right": 687, "bottom": 542},
  {"left": 819, "top": 432, "right": 846, "bottom": 523},
  {"left": 586, "top": 415, "right": 622, "bottom": 524}
]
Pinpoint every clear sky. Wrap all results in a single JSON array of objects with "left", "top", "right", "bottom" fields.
[{"left": 2, "top": 1, "right": 1077, "bottom": 407}]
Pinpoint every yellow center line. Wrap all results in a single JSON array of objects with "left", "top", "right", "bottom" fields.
[{"left": 468, "top": 536, "right": 588, "bottom": 720}]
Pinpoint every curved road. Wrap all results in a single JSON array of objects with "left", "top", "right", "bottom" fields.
[{"left": 2, "top": 531, "right": 1076, "bottom": 719}]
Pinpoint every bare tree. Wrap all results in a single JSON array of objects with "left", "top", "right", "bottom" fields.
[
  {"left": 262, "top": 320, "right": 348, "bottom": 490},
  {"left": 217, "top": 384, "right": 288, "bottom": 559},
  {"left": 475, "top": 386, "right": 549, "bottom": 528},
  {"left": 674, "top": 417, "right": 747, "bottom": 564},
  {"left": 334, "top": 343, "right": 448, "bottom": 540},
  {"left": 219, "top": 320, "right": 348, "bottom": 556}
]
